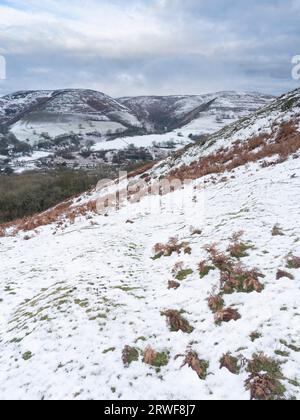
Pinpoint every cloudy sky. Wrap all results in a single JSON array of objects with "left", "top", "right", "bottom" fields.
[{"left": 0, "top": 0, "right": 299, "bottom": 97}]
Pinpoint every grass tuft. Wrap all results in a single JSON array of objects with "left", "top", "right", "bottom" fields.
[{"left": 175, "top": 269, "right": 193, "bottom": 281}]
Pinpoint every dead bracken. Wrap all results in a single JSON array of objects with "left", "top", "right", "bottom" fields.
[
  {"left": 227, "top": 241, "right": 253, "bottom": 259},
  {"left": 205, "top": 245, "right": 233, "bottom": 272},
  {"left": 153, "top": 238, "right": 192, "bottom": 260},
  {"left": 245, "top": 374, "right": 286, "bottom": 401},
  {"left": 204, "top": 242, "right": 264, "bottom": 294},
  {"left": 180, "top": 351, "right": 209, "bottom": 380},
  {"left": 168, "top": 280, "right": 181, "bottom": 290},
  {"left": 214, "top": 308, "right": 241, "bottom": 324},
  {"left": 276, "top": 270, "right": 294, "bottom": 280},
  {"left": 198, "top": 260, "right": 216, "bottom": 279},
  {"left": 167, "top": 121, "right": 300, "bottom": 184},
  {"left": 245, "top": 353, "right": 286, "bottom": 400},
  {"left": 143, "top": 346, "right": 169, "bottom": 368},
  {"left": 162, "top": 310, "right": 194, "bottom": 334},
  {"left": 122, "top": 346, "right": 139, "bottom": 367},
  {"left": 220, "top": 353, "right": 241, "bottom": 375},
  {"left": 207, "top": 294, "right": 224, "bottom": 313},
  {"left": 220, "top": 266, "right": 264, "bottom": 294},
  {"left": 272, "top": 224, "right": 284, "bottom": 236},
  {"left": 286, "top": 255, "right": 300, "bottom": 269}
]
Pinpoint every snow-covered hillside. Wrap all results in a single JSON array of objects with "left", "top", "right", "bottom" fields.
[
  {"left": 148, "top": 88, "right": 300, "bottom": 179},
  {"left": 0, "top": 89, "right": 273, "bottom": 172},
  {"left": 1, "top": 89, "right": 143, "bottom": 144},
  {"left": 0, "top": 88, "right": 299, "bottom": 400},
  {"left": 119, "top": 91, "right": 274, "bottom": 134}
]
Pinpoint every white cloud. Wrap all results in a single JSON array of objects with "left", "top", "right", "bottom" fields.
[
  {"left": 0, "top": 0, "right": 241, "bottom": 59},
  {"left": 0, "top": 0, "right": 299, "bottom": 96}
]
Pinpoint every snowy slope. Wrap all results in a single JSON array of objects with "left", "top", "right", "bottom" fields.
[
  {"left": 119, "top": 91, "right": 274, "bottom": 134},
  {"left": 1, "top": 158, "right": 300, "bottom": 400},
  {"left": 0, "top": 88, "right": 300, "bottom": 400},
  {"left": 0, "top": 90, "right": 55, "bottom": 126},
  {"left": 0, "top": 89, "right": 143, "bottom": 146},
  {"left": 148, "top": 87, "right": 300, "bottom": 178}
]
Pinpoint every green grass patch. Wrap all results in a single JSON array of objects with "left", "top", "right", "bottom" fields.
[
  {"left": 103, "top": 347, "right": 116, "bottom": 354},
  {"left": 22, "top": 351, "right": 33, "bottom": 361},
  {"left": 280, "top": 340, "right": 300, "bottom": 352},
  {"left": 199, "top": 265, "right": 215, "bottom": 279},
  {"left": 114, "top": 286, "right": 141, "bottom": 292},
  {"left": 250, "top": 331, "right": 262, "bottom": 342},
  {"left": 275, "top": 350, "right": 290, "bottom": 357},
  {"left": 175, "top": 269, "right": 193, "bottom": 281}
]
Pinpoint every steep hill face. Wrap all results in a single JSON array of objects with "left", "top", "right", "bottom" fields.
[
  {"left": 0, "top": 90, "right": 55, "bottom": 126},
  {"left": 0, "top": 88, "right": 300, "bottom": 400},
  {"left": 119, "top": 91, "right": 274, "bottom": 134},
  {"left": 0, "top": 89, "right": 143, "bottom": 145},
  {"left": 148, "top": 87, "right": 300, "bottom": 179}
]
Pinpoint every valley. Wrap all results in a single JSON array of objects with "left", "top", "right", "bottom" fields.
[{"left": 0, "top": 89, "right": 273, "bottom": 173}]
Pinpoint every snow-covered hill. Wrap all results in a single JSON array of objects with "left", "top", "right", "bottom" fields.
[
  {"left": 119, "top": 91, "right": 274, "bottom": 135},
  {"left": 0, "top": 89, "right": 273, "bottom": 172},
  {"left": 0, "top": 89, "right": 143, "bottom": 145},
  {"left": 0, "top": 88, "right": 299, "bottom": 400}
]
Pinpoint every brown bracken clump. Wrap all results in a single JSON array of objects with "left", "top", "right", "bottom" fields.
[
  {"left": 168, "top": 280, "right": 181, "bottom": 290},
  {"left": 276, "top": 270, "right": 294, "bottom": 280},
  {"left": 245, "top": 374, "right": 286, "bottom": 401},
  {"left": 214, "top": 308, "right": 241, "bottom": 324},
  {"left": 181, "top": 351, "right": 209, "bottom": 380},
  {"left": 162, "top": 310, "right": 194, "bottom": 333}
]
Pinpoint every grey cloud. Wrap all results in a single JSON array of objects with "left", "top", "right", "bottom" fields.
[{"left": 0, "top": 0, "right": 299, "bottom": 96}]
